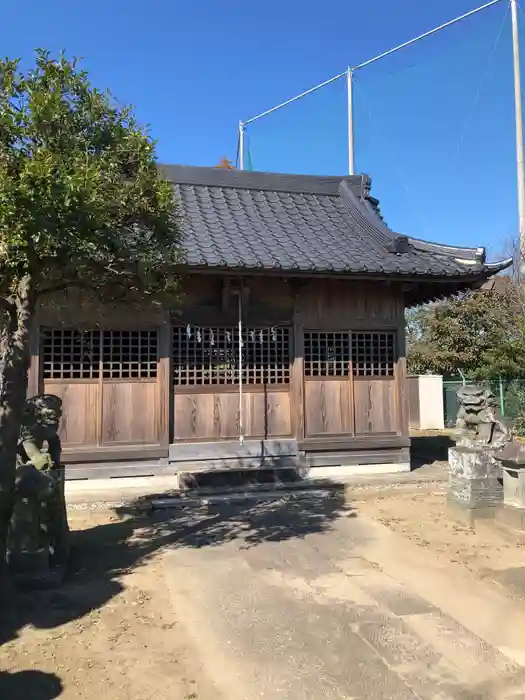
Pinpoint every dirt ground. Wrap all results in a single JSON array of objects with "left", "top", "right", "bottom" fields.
[
  {"left": 0, "top": 508, "right": 215, "bottom": 700},
  {"left": 357, "top": 484, "right": 525, "bottom": 581},
  {"left": 3, "top": 483, "right": 525, "bottom": 700}
]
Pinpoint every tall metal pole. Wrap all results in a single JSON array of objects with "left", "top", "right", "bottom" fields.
[
  {"left": 511, "top": 0, "right": 525, "bottom": 277},
  {"left": 239, "top": 121, "right": 245, "bottom": 170},
  {"left": 347, "top": 68, "right": 355, "bottom": 175}
]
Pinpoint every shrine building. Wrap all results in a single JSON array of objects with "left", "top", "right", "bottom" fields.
[{"left": 29, "top": 165, "right": 511, "bottom": 480}]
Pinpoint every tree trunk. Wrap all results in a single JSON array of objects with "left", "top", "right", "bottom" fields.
[{"left": 0, "top": 276, "right": 35, "bottom": 578}]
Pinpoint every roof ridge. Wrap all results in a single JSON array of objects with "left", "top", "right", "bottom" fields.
[
  {"left": 408, "top": 236, "right": 486, "bottom": 262},
  {"left": 338, "top": 180, "right": 500, "bottom": 264},
  {"left": 160, "top": 164, "right": 365, "bottom": 197},
  {"left": 338, "top": 180, "right": 395, "bottom": 249}
]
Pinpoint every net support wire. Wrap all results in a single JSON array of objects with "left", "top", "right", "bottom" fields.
[{"left": 237, "top": 0, "right": 504, "bottom": 175}]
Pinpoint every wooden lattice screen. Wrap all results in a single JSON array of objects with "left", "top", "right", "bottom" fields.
[
  {"left": 351, "top": 332, "right": 395, "bottom": 377},
  {"left": 303, "top": 332, "right": 350, "bottom": 377},
  {"left": 304, "top": 331, "right": 395, "bottom": 377},
  {"left": 42, "top": 329, "right": 158, "bottom": 380},
  {"left": 172, "top": 326, "right": 291, "bottom": 385}
]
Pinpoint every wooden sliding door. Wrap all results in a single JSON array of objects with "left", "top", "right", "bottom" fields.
[
  {"left": 172, "top": 324, "right": 293, "bottom": 441},
  {"left": 303, "top": 330, "right": 399, "bottom": 438},
  {"left": 40, "top": 327, "right": 168, "bottom": 454}
]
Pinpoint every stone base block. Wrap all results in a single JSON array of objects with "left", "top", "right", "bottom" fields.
[
  {"left": 448, "top": 446, "right": 502, "bottom": 510},
  {"left": 446, "top": 495, "right": 499, "bottom": 526},
  {"left": 502, "top": 467, "right": 525, "bottom": 509}
]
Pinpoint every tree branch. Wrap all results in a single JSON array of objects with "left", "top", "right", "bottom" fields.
[{"left": 39, "top": 278, "right": 100, "bottom": 297}]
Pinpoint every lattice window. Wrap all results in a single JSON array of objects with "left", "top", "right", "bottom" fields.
[
  {"left": 304, "top": 332, "right": 350, "bottom": 377},
  {"left": 41, "top": 328, "right": 158, "bottom": 380},
  {"left": 172, "top": 326, "right": 290, "bottom": 385},
  {"left": 304, "top": 331, "right": 396, "bottom": 378},
  {"left": 102, "top": 330, "right": 158, "bottom": 379},
  {"left": 42, "top": 329, "right": 101, "bottom": 380},
  {"left": 351, "top": 332, "right": 395, "bottom": 377}
]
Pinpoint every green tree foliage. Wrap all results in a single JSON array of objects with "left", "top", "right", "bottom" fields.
[
  {"left": 0, "top": 50, "right": 183, "bottom": 573},
  {"left": 407, "top": 284, "right": 525, "bottom": 380}
]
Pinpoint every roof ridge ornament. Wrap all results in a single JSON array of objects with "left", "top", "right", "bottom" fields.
[{"left": 386, "top": 235, "right": 411, "bottom": 255}]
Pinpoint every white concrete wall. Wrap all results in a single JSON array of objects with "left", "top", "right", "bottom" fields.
[{"left": 408, "top": 375, "right": 444, "bottom": 430}]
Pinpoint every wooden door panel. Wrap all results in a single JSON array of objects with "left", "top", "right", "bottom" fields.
[
  {"left": 101, "top": 382, "right": 159, "bottom": 444},
  {"left": 265, "top": 392, "right": 291, "bottom": 437},
  {"left": 43, "top": 382, "right": 99, "bottom": 446},
  {"left": 243, "top": 391, "right": 292, "bottom": 437},
  {"left": 354, "top": 380, "right": 397, "bottom": 434},
  {"left": 304, "top": 380, "right": 352, "bottom": 436},
  {"left": 173, "top": 389, "right": 292, "bottom": 441}
]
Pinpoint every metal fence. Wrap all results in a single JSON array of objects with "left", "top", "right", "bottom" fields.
[{"left": 443, "top": 377, "right": 525, "bottom": 427}]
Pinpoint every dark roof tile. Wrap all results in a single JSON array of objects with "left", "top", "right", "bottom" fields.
[{"left": 160, "top": 165, "right": 512, "bottom": 280}]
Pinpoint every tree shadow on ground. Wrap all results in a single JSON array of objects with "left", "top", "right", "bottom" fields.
[
  {"left": 0, "top": 485, "right": 350, "bottom": 657},
  {"left": 0, "top": 670, "right": 63, "bottom": 700},
  {"left": 121, "top": 487, "right": 354, "bottom": 550}
]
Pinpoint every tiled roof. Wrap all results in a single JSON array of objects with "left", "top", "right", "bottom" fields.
[{"left": 160, "top": 165, "right": 512, "bottom": 280}]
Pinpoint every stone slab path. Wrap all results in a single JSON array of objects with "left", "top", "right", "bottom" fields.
[{"left": 159, "top": 494, "right": 525, "bottom": 699}]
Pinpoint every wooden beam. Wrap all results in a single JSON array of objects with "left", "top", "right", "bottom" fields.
[
  {"left": 173, "top": 455, "right": 302, "bottom": 473},
  {"left": 61, "top": 446, "right": 169, "bottom": 463},
  {"left": 169, "top": 438, "right": 298, "bottom": 463},
  {"left": 298, "top": 436, "right": 410, "bottom": 451},
  {"left": 65, "top": 459, "right": 170, "bottom": 480}
]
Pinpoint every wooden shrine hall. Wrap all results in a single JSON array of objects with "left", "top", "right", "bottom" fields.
[{"left": 29, "top": 165, "right": 511, "bottom": 480}]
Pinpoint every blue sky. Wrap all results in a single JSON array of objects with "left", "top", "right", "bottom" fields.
[{"left": 0, "top": 0, "right": 522, "bottom": 258}]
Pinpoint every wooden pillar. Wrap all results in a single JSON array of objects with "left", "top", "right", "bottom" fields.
[
  {"left": 158, "top": 314, "right": 172, "bottom": 448},
  {"left": 27, "top": 324, "right": 40, "bottom": 398},
  {"left": 291, "top": 284, "right": 305, "bottom": 442},
  {"left": 395, "top": 299, "right": 409, "bottom": 438}
]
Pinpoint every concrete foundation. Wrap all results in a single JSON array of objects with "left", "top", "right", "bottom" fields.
[{"left": 448, "top": 446, "right": 502, "bottom": 512}]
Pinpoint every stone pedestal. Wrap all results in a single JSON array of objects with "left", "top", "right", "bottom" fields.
[
  {"left": 502, "top": 467, "right": 525, "bottom": 508},
  {"left": 494, "top": 467, "right": 525, "bottom": 532},
  {"left": 448, "top": 446, "right": 502, "bottom": 514}
]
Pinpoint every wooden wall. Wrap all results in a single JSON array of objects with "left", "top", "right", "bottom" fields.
[
  {"left": 29, "top": 275, "right": 408, "bottom": 463},
  {"left": 296, "top": 279, "right": 405, "bottom": 447}
]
